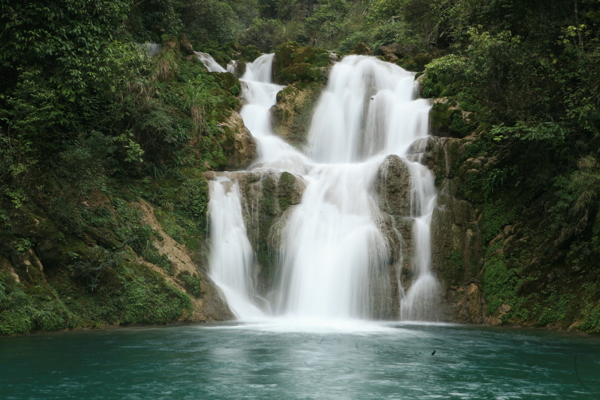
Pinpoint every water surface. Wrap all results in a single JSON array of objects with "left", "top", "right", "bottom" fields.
[{"left": 1, "top": 322, "right": 599, "bottom": 399}]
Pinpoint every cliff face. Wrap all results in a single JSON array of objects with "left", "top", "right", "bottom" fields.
[
  {"left": 0, "top": 36, "right": 248, "bottom": 335},
  {"left": 0, "top": 193, "right": 234, "bottom": 336},
  {"left": 423, "top": 108, "right": 600, "bottom": 332}
]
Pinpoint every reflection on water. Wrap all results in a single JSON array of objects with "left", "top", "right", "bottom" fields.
[{"left": 1, "top": 323, "right": 599, "bottom": 399}]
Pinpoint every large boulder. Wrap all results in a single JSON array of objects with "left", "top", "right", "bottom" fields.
[
  {"left": 271, "top": 82, "right": 323, "bottom": 147},
  {"left": 273, "top": 42, "right": 332, "bottom": 85},
  {"left": 218, "top": 111, "right": 257, "bottom": 170},
  {"left": 349, "top": 42, "right": 372, "bottom": 55},
  {"left": 374, "top": 155, "right": 414, "bottom": 313}
]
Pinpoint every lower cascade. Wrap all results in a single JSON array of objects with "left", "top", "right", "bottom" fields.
[{"left": 205, "top": 53, "right": 440, "bottom": 323}]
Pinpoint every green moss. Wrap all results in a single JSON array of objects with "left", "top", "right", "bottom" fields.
[
  {"left": 273, "top": 82, "right": 323, "bottom": 146},
  {"left": 430, "top": 101, "right": 475, "bottom": 138},
  {"left": 118, "top": 262, "right": 191, "bottom": 324},
  {"left": 274, "top": 42, "right": 330, "bottom": 84},
  {"left": 154, "top": 208, "right": 185, "bottom": 244},
  {"left": 239, "top": 45, "right": 261, "bottom": 63},
  {"left": 278, "top": 63, "right": 324, "bottom": 84},
  {"left": 481, "top": 246, "right": 519, "bottom": 315},
  {"left": 442, "top": 251, "right": 465, "bottom": 286},
  {"left": 481, "top": 201, "right": 516, "bottom": 242},
  {"left": 210, "top": 72, "right": 241, "bottom": 97},
  {"left": 178, "top": 271, "right": 201, "bottom": 297},
  {"left": 397, "top": 53, "right": 432, "bottom": 72},
  {"left": 349, "top": 42, "right": 371, "bottom": 55},
  {"left": 278, "top": 172, "right": 296, "bottom": 212}
]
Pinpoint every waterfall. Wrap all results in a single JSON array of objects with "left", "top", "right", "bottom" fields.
[
  {"left": 208, "top": 178, "right": 264, "bottom": 319},
  {"left": 206, "top": 53, "right": 440, "bottom": 322}
]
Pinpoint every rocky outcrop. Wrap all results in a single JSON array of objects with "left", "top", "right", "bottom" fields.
[
  {"left": 136, "top": 200, "right": 233, "bottom": 321},
  {"left": 204, "top": 170, "right": 307, "bottom": 297},
  {"left": 350, "top": 42, "right": 372, "bottom": 55},
  {"left": 219, "top": 111, "right": 257, "bottom": 170},
  {"left": 271, "top": 82, "right": 323, "bottom": 147},
  {"left": 373, "top": 155, "right": 414, "bottom": 316},
  {"left": 429, "top": 98, "right": 476, "bottom": 138},
  {"left": 424, "top": 136, "right": 486, "bottom": 323},
  {"left": 273, "top": 42, "right": 333, "bottom": 85}
]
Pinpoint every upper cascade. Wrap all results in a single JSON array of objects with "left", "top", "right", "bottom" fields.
[
  {"left": 205, "top": 51, "right": 440, "bottom": 323},
  {"left": 308, "top": 55, "right": 430, "bottom": 163}
]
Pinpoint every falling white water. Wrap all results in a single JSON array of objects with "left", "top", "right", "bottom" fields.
[
  {"left": 274, "top": 160, "right": 390, "bottom": 319},
  {"left": 240, "top": 54, "right": 311, "bottom": 174},
  {"left": 196, "top": 51, "right": 237, "bottom": 74},
  {"left": 206, "top": 53, "right": 440, "bottom": 323},
  {"left": 208, "top": 178, "right": 264, "bottom": 319}
]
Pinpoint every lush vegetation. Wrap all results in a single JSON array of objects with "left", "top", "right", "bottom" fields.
[
  {"left": 0, "top": 0, "right": 245, "bottom": 334},
  {"left": 2, "top": 0, "right": 600, "bottom": 334}
]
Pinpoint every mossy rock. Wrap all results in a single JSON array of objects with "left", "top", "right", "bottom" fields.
[
  {"left": 277, "top": 63, "right": 325, "bottom": 85},
  {"left": 210, "top": 72, "right": 241, "bottom": 97},
  {"left": 430, "top": 101, "right": 475, "bottom": 138},
  {"left": 272, "top": 82, "right": 323, "bottom": 147},
  {"left": 240, "top": 45, "right": 261, "bottom": 63},
  {"left": 349, "top": 42, "right": 372, "bottom": 55},
  {"left": 397, "top": 53, "right": 433, "bottom": 72},
  {"left": 274, "top": 42, "right": 331, "bottom": 84}
]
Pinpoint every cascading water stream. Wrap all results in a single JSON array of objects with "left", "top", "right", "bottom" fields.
[{"left": 205, "top": 53, "right": 440, "bottom": 323}]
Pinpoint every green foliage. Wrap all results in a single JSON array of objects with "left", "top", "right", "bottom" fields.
[
  {"left": 338, "top": 31, "right": 373, "bottom": 54},
  {"left": 178, "top": 0, "right": 239, "bottom": 44},
  {"left": 304, "top": 0, "right": 351, "bottom": 47},
  {"left": 481, "top": 246, "right": 519, "bottom": 315},
  {"left": 552, "top": 156, "right": 600, "bottom": 234},
  {"left": 580, "top": 306, "right": 600, "bottom": 333},
  {"left": 481, "top": 201, "right": 516, "bottom": 242},
  {"left": 0, "top": 271, "right": 78, "bottom": 335},
  {"left": 536, "top": 292, "right": 576, "bottom": 327},
  {"left": 178, "top": 271, "right": 201, "bottom": 297},
  {"left": 421, "top": 55, "right": 469, "bottom": 98},
  {"left": 241, "top": 18, "right": 287, "bottom": 52}
]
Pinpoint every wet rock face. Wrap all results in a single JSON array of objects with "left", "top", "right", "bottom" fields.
[
  {"left": 205, "top": 170, "right": 307, "bottom": 297},
  {"left": 373, "top": 155, "right": 414, "bottom": 316},
  {"left": 426, "top": 137, "right": 486, "bottom": 323},
  {"left": 376, "top": 155, "right": 412, "bottom": 217}
]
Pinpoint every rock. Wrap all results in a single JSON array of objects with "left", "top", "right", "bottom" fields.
[
  {"left": 271, "top": 82, "right": 323, "bottom": 147},
  {"left": 328, "top": 51, "right": 342, "bottom": 62},
  {"left": 273, "top": 42, "right": 333, "bottom": 85},
  {"left": 136, "top": 199, "right": 234, "bottom": 321},
  {"left": 484, "top": 303, "right": 511, "bottom": 326},
  {"left": 0, "top": 255, "right": 20, "bottom": 283},
  {"left": 179, "top": 33, "right": 195, "bottom": 56},
  {"left": 350, "top": 42, "right": 372, "bottom": 55},
  {"left": 229, "top": 170, "right": 307, "bottom": 296},
  {"left": 373, "top": 155, "right": 415, "bottom": 312},
  {"left": 378, "top": 46, "right": 399, "bottom": 62},
  {"left": 420, "top": 136, "right": 486, "bottom": 323},
  {"left": 218, "top": 111, "right": 257, "bottom": 170},
  {"left": 210, "top": 72, "right": 241, "bottom": 97},
  {"left": 376, "top": 155, "right": 412, "bottom": 217}
]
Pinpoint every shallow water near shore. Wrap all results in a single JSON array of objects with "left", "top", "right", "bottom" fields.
[{"left": 1, "top": 322, "right": 599, "bottom": 399}]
